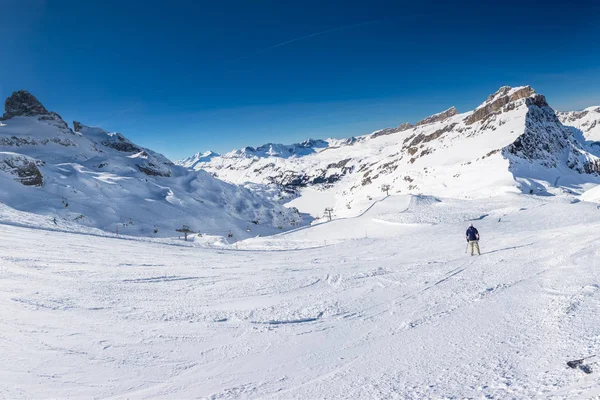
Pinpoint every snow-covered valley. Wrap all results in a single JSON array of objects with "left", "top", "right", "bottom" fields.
[{"left": 2, "top": 192, "right": 600, "bottom": 399}]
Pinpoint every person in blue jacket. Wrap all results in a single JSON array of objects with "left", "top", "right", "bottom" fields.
[{"left": 466, "top": 223, "right": 480, "bottom": 256}]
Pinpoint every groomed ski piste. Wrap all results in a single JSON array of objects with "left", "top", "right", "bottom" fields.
[{"left": 2, "top": 192, "right": 600, "bottom": 399}]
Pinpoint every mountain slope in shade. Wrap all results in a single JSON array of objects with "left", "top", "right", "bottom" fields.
[
  {"left": 180, "top": 86, "right": 600, "bottom": 217},
  {"left": 0, "top": 91, "right": 306, "bottom": 238}
]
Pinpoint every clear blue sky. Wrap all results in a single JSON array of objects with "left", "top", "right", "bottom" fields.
[{"left": 2, "top": 0, "right": 600, "bottom": 160}]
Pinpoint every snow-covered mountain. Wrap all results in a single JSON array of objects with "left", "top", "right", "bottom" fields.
[
  {"left": 0, "top": 90, "right": 305, "bottom": 239},
  {"left": 557, "top": 106, "right": 600, "bottom": 141},
  {"left": 180, "top": 86, "right": 600, "bottom": 216},
  {"left": 177, "top": 150, "right": 220, "bottom": 169}
]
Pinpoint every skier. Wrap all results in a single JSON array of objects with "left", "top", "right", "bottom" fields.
[{"left": 466, "top": 223, "right": 480, "bottom": 256}]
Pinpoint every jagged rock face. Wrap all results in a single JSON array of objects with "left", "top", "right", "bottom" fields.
[
  {"left": 2, "top": 90, "right": 73, "bottom": 134},
  {"left": 102, "top": 133, "right": 142, "bottom": 153},
  {"left": 415, "top": 106, "right": 458, "bottom": 126},
  {"left": 466, "top": 86, "right": 538, "bottom": 125},
  {"left": 503, "top": 97, "right": 599, "bottom": 174},
  {"left": 0, "top": 136, "right": 77, "bottom": 147},
  {"left": 371, "top": 123, "right": 413, "bottom": 139},
  {"left": 504, "top": 105, "right": 567, "bottom": 166},
  {"left": 2, "top": 90, "right": 50, "bottom": 120},
  {"left": 0, "top": 154, "right": 44, "bottom": 187},
  {"left": 137, "top": 162, "right": 172, "bottom": 177}
]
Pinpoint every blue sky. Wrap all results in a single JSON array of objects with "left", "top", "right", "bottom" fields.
[{"left": 2, "top": 0, "right": 600, "bottom": 160}]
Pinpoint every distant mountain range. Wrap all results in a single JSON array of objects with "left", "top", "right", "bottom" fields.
[
  {"left": 0, "top": 91, "right": 305, "bottom": 239},
  {"left": 178, "top": 86, "right": 600, "bottom": 216},
  {"left": 2, "top": 86, "right": 599, "bottom": 234}
]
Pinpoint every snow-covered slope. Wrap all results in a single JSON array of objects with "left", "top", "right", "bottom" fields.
[
  {"left": 181, "top": 86, "right": 600, "bottom": 217},
  {"left": 177, "top": 150, "right": 220, "bottom": 169},
  {"left": 3, "top": 193, "right": 600, "bottom": 398},
  {"left": 0, "top": 91, "right": 306, "bottom": 239},
  {"left": 558, "top": 106, "right": 600, "bottom": 142}
]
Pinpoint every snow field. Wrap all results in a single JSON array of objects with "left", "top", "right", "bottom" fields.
[{"left": 1, "top": 194, "right": 600, "bottom": 398}]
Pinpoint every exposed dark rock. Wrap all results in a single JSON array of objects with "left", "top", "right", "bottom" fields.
[
  {"left": 137, "top": 162, "right": 171, "bottom": 177},
  {"left": 265, "top": 159, "right": 354, "bottom": 190},
  {"left": 253, "top": 163, "right": 275, "bottom": 173},
  {"left": 0, "top": 135, "right": 76, "bottom": 147},
  {"left": 415, "top": 107, "right": 458, "bottom": 126},
  {"left": 103, "top": 133, "right": 142, "bottom": 153},
  {"left": 525, "top": 94, "right": 549, "bottom": 108},
  {"left": 2, "top": 90, "right": 49, "bottom": 120},
  {"left": 584, "top": 159, "right": 600, "bottom": 174},
  {"left": 482, "top": 149, "right": 500, "bottom": 159},
  {"left": 371, "top": 123, "right": 413, "bottom": 139},
  {"left": 407, "top": 123, "right": 457, "bottom": 148},
  {"left": 0, "top": 155, "right": 44, "bottom": 186},
  {"left": 1, "top": 90, "right": 74, "bottom": 134},
  {"left": 15, "top": 162, "right": 44, "bottom": 186},
  {"left": 73, "top": 121, "right": 83, "bottom": 132},
  {"left": 503, "top": 99, "right": 589, "bottom": 172},
  {"left": 326, "top": 158, "right": 351, "bottom": 169},
  {"left": 378, "top": 160, "right": 399, "bottom": 174}
]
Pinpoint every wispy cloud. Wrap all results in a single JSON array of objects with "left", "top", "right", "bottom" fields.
[
  {"left": 235, "top": 19, "right": 381, "bottom": 62},
  {"left": 92, "top": 104, "right": 141, "bottom": 128}
]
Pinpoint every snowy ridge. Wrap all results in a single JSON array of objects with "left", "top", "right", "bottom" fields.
[
  {"left": 181, "top": 86, "right": 600, "bottom": 217},
  {"left": 0, "top": 90, "right": 307, "bottom": 239},
  {"left": 177, "top": 150, "right": 220, "bottom": 169},
  {"left": 557, "top": 106, "right": 600, "bottom": 141},
  {"left": 224, "top": 138, "right": 335, "bottom": 159}
]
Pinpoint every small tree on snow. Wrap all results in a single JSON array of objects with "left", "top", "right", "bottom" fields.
[
  {"left": 381, "top": 184, "right": 391, "bottom": 196},
  {"left": 176, "top": 225, "right": 194, "bottom": 241}
]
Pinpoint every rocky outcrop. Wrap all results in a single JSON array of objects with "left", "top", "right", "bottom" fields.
[
  {"left": 371, "top": 123, "right": 413, "bottom": 139},
  {"left": 102, "top": 133, "right": 142, "bottom": 153},
  {"left": 2, "top": 90, "right": 50, "bottom": 120},
  {"left": 1, "top": 90, "right": 73, "bottom": 134},
  {"left": 137, "top": 162, "right": 172, "bottom": 177},
  {"left": 0, "top": 154, "right": 44, "bottom": 186},
  {"left": 466, "top": 86, "right": 539, "bottom": 125},
  {"left": 0, "top": 135, "right": 76, "bottom": 147},
  {"left": 503, "top": 97, "right": 598, "bottom": 173},
  {"left": 73, "top": 121, "right": 83, "bottom": 132},
  {"left": 407, "top": 123, "right": 457, "bottom": 148},
  {"left": 415, "top": 107, "right": 458, "bottom": 126}
]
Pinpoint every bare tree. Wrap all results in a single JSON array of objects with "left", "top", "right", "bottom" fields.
[
  {"left": 176, "top": 225, "right": 194, "bottom": 241},
  {"left": 381, "top": 184, "right": 391, "bottom": 196}
]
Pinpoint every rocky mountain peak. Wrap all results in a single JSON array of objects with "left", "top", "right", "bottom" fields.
[
  {"left": 2, "top": 90, "right": 50, "bottom": 120},
  {"left": 466, "top": 85, "right": 539, "bottom": 125},
  {"left": 415, "top": 106, "right": 458, "bottom": 126},
  {"left": 485, "top": 85, "right": 535, "bottom": 103},
  {"left": 2, "top": 90, "right": 72, "bottom": 134}
]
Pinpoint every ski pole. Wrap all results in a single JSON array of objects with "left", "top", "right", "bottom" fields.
[{"left": 567, "top": 355, "right": 596, "bottom": 368}]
